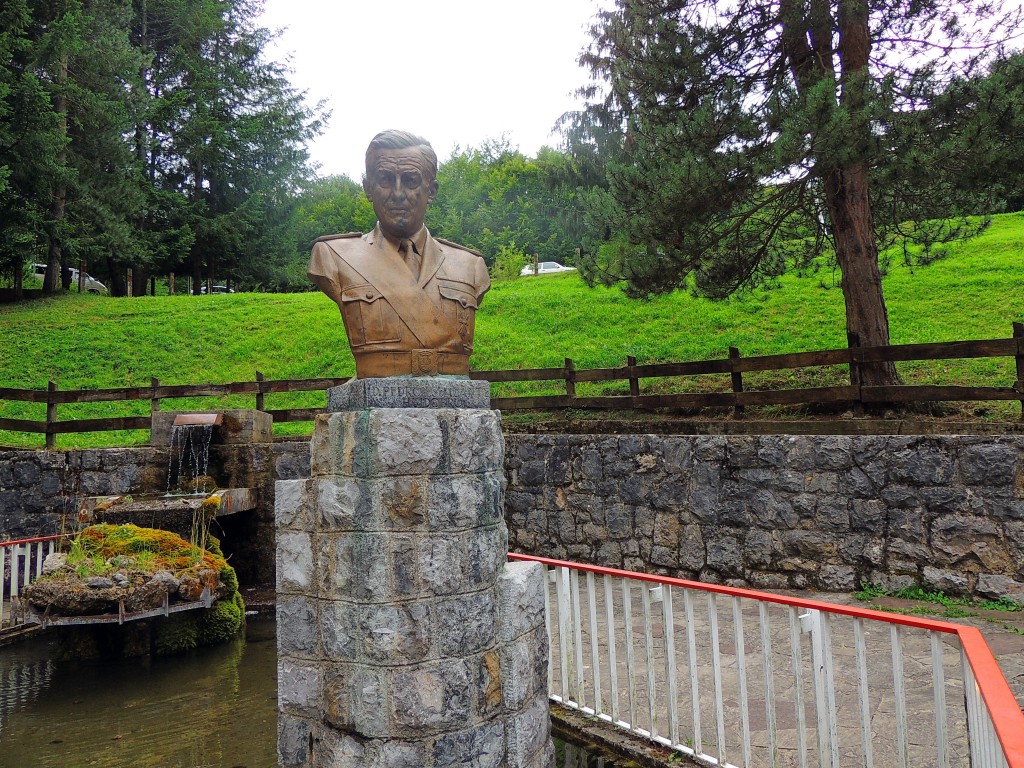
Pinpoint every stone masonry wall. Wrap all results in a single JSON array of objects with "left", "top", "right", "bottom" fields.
[
  {"left": 6, "top": 433, "right": 1024, "bottom": 600},
  {"left": 505, "top": 434, "right": 1024, "bottom": 601}
]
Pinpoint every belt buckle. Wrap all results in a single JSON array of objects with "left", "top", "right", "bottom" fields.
[{"left": 412, "top": 349, "right": 439, "bottom": 376}]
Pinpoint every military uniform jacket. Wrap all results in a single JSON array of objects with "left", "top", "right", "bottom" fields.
[{"left": 308, "top": 224, "right": 490, "bottom": 378}]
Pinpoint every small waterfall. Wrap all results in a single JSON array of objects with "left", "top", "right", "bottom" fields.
[{"left": 167, "top": 423, "right": 215, "bottom": 494}]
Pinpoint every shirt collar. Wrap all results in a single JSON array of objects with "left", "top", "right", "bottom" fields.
[{"left": 376, "top": 223, "right": 429, "bottom": 255}]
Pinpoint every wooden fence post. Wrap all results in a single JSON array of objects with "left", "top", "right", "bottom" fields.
[
  {"left": 626, "top": 355, "right": 640, "bottom": 404},
  {"left": 126, "top": 268, "right": 133, "bottom": 297},
  {"left": 255, "top": 370, "right": 266, "bottom": 412},
  {"left": 45, "top": 381, "right": 57, "bottom": 449},
  {"left": 564, "top": 358, "right": 576, "bottom": 401},
  {"left": 78, "top": 260, "right": 86, "bottom": 293},
  {"left": 150, "top": 377, "right": 161, "bottom": 420},
  {"left": 847, "top": 332, "right": 865, "bottom": 416},
  {"left": 1013, "top": 322, "right": 1024, "bottom": 420},
  {"left": 729, "top": 346, "right": 745, "bottom": 418},
  {"left": 169, "top": 272, "right": 175, "bottom": 295}
]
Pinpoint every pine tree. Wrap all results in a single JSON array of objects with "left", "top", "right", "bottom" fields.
[{"left": 570, "top": 0, "right": 1022, "bottom": 386}]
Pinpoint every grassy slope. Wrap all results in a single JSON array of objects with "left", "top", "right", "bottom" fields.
[{"left": 2, "top": 212, "right": 1023, "bottom": 447}]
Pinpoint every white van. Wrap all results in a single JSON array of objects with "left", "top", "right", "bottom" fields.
[{"left": 32, "top": 263, "right": 108, "bottom": 294}]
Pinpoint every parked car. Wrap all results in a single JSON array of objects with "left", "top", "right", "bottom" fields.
[
  {"left": 200, "top": 285, "right": 235, "bottom": 294},
  {"left": 520, "top": 261, "right": 577, "bottom": 276},
  {"left": 32, "top": 263, "right": 108, "bottom": 294}
]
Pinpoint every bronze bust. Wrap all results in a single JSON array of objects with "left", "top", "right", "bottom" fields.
[{"left": 308, "top": 130, "right": 490, "bottom": 378}]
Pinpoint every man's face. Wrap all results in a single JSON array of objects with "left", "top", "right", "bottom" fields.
[{"left": 363, "top": 147, "right": 438, "bottom": 240}]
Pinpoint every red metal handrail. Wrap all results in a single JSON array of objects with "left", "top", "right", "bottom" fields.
[
  {"left": 510, "top": 552, "right": 1024, "bottom": 766},
  {"left": 0, "top": 534, "right": 68, "bottom": 549}
]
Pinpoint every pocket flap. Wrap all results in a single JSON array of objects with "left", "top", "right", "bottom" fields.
[
  {"left": 341, "top": 285, "right": 383, "bottom": 303},
  {"left": 438, "top": 284, "right": 478, "bottom": 309}
]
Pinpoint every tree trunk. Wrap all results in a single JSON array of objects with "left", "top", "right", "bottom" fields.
[
  {"left": 106, "top": 254, "right": 127, "bottom": 296},
  {"left": 825, "top": 0, "right": 900, "bottom": 387},
  {"left": 13, "top": 256, "right": 23, "bottom": 300},
  {"left": 132, "top": 267, "right": 149, "bottom": 297},
  {"left": 191, "top": 246, "right": 203, "bottom": 294},
  {"left": 823, "top": 164, "right": 900, "bottom": 386},
  {"left": 44, "top": 53, "right": 69, "bottom": 295}
]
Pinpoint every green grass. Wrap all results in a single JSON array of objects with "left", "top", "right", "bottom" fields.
[
  {"left": 2, "top": 212, "right": 1023, "bottom": 448},
  {"left": 854, "top": 581, "right": 1023, "bottom": 620}
]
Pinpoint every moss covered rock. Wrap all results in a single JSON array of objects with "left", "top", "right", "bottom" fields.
[{"left": 24, "top": 524, "right": 245, "bottom": 657}]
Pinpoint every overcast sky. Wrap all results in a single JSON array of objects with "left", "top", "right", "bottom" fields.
[{"left": 257, "top": 0, "right": 603, "bottom": 181}]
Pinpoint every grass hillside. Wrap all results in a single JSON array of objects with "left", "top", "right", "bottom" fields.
[{"left": 2, "top": 212, "right": 1023, "bottom": 447}]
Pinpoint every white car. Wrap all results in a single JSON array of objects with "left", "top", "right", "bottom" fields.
[
  {"left": 520, "top": 261, "right": 577, "bottom": 276},
  {"left": 32, "top": 263, "right": 108, "bottom": 294}
]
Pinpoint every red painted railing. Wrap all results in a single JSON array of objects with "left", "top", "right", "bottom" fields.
[{"left": 512, "top": 553, "right": 1024, "bottom": 768}]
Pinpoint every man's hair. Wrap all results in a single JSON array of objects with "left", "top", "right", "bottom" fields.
[{"left": 365, "top": 130, "right": 437, "bottom": 181}]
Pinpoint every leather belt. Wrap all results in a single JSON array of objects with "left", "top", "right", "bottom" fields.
[{"left": 353, "top": 349, "right": 470, "bottom": 378}]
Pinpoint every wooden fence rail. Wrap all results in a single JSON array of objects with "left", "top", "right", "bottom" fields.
[{"left": 1, "top": 328, "right": 1023, "bottom": 446}]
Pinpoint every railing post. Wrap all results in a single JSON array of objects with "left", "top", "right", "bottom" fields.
[
  {"left": 1013, "top": 321, "right": 1023, "bottom": 420},
  {"left": 255, "top": 370, "right": 266, "bottom": 412},
  {"left": 626, "top": 355, "right": 640, "bottom": 405},
  {"left": 847, "top": 332, "right": 865, "bottom": 416},
  {"left": 0, "top": 545, "right": 6, "bottom": 626},
  {"left": 45, "top": 380, "right": 57, "bottom": 449},
  {"left": 564, "top": 358, "right": 576, "bottom": 401},
  {"left": 729, "top": 346, "right": 744, "bottom": 418}
]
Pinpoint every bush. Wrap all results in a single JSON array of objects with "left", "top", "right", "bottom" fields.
[{"left": 489, "top": 243, "right": 530, "bottom": 281}]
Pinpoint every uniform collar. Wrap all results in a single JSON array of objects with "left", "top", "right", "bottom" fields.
[{"left": 370, "top": 223, "right": 429, "bottom": 256}]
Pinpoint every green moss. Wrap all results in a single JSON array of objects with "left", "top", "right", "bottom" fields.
[
  {"left": 198, "top": 592, "right": 246, "bottom": 646},
  {"left": 205, "top": 534, "right": 224, "bottom": 557},
  {"left": 154, "top": 614, "right": 200, "bottom": 655},
  {"left": 219, "top": 565, "right": 239, "bottom": 594},
  {"left": 73, "top": 523, "right": 227, "bottom": 580},
  {"left": 46, "top": 524, "right": 246, "bottom": 657}
]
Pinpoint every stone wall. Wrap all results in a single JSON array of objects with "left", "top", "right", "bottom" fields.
[
  {"left": 5, "top": 432, "right": 1024, "bottom": 599},
  {"left": 504, "top": 434, "right": 1024, "bottom": 601}
]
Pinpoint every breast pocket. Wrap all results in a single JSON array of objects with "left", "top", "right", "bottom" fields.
[
  {"left": 437, "top": 280, "right": 479, "bottom": 351},
  {"left": 340, "top": 284, "right": 402, "bottom": 345}
]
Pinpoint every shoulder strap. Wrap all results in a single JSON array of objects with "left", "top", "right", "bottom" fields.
[{"left": 323, "top": 238, "right": 450, "bottom": 349}]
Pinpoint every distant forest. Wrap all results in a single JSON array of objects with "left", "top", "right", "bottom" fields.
[
  {"left": 0, "top": 0, "right": 590, "bottom": 296},
  {"left": 2, "top": 0, "right": 1022, "bottom": 312}
]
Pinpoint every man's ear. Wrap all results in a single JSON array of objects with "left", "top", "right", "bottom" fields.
[
  {"left": 362, "top": 175, "right": 373, "bottom": 199},
  {"left": 427, "top": 179, "right": 439, "bottom": 204}
]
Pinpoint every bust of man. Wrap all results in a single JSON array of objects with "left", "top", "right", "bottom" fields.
[{"left": 308, "top": 130, "right": 490, "bottom": 378}]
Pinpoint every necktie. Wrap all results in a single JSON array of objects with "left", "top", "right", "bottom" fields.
[{"left": 399, "top": 239, "right": 420, "bottom": 279}]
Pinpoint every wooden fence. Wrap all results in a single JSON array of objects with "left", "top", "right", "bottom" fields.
[{"left": 1, "top": 325, "right": 1022, "bottom": 447}]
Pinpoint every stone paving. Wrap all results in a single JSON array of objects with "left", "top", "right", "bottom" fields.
[{"left": 545, "top": 579, "right": 1024, "bottom": 768}]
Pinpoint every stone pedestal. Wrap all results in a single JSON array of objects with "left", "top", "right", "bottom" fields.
[{"left": 276, "top": 379, "right": 552, "bottom": 767}]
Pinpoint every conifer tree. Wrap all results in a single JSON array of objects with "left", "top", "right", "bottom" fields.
[{"left": 570, "top": 0, "right": 1022, "bottom": 386}]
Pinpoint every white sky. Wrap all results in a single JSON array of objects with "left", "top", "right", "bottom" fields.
[{"left": 257, "top": 0, "right": 603, "bottom": 181}]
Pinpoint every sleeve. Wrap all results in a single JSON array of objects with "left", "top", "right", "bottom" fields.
[
  {"left": 307, "top": 241, "right": 343, "bottom": 305},
  {"left": 474, "top": 255, "right": 491, "bottom": 305}
]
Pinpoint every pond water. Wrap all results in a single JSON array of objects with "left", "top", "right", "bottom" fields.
[{"left": 0, "top": 619, "right": 619, "bottom": 767}]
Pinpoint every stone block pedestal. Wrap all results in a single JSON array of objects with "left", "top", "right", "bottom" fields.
[{"left": 276, "top": 379, "right": 552, "bottom": 767}]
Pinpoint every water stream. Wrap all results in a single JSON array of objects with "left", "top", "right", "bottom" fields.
[
  {"left": 167, "top": 423, "right": 215, "bottom": 494},
  {"left": 0, "top": 619, "right": 620, "bottom": 768}
]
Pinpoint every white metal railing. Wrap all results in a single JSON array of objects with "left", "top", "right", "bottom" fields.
[
  {"left": 511, "top": 554, "right": 1024, "bottom": 768},
  {"left": 1, "top": 535, "right": 66, "bottom": 629}
]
